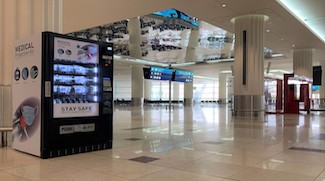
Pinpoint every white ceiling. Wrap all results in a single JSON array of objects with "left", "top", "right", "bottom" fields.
[
  {"left": 169, "top": 0, "right": 325, "bottom": 78},
  {"left": 63, "top": 0, "right": 325, "bottom": 79}
]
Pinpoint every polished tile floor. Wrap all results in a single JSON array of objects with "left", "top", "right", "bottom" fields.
[{"left": 2, "top": 104, "right": 325, "bottom": 180}]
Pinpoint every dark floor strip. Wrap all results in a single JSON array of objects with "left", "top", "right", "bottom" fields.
[
  {"left": 123, "top": 127, "right": 146, "bottom": 130},
  {"left": 125, "top": 138, "right": 142, "bottom": 141},
  {"left": 129, "top": 156, "right": 160, "bottom": 163},
  {"left": 290, "top": 146, "right": 325, "bottom": 153},
  {"left": 202, "top": 141, "right": 224, "bottom": 145}
]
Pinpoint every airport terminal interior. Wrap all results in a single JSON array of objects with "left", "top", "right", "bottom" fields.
[{"left": 1, "top": 0, "right": 325, "bottom": 180}]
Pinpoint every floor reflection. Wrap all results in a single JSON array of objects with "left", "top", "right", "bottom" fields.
[{"left": 4, "top": 104, "right": 325, "bottom": 180}]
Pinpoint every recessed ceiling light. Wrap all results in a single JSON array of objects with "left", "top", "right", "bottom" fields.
[
  {"left": 221, "top": 4, "right": 227, "bottom": 7},
  {"left": 292, "top": 44, "right": 295, "bottom": 47},
  {"left": 266, "top": 29, "right": 270, "bottom": 33}
]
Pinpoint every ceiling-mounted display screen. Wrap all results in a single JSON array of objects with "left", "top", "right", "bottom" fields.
[
  {"left": 173, "top": 70, "right": 193, "bottom": 83},
  {"left": 153, "top": 8, "right": 199, "bottom": 27},
  {"left": 313, "top": 66, "right": 322, "bottom": 85},
  {"left": 153, "top": 9, "right": 178, "bottom": 18},
  {"left": 179, "top": 12, "right": 199, "bottom": 27},
  {"left": 143, "top": 66, "right": 173, "bottom": 81}
]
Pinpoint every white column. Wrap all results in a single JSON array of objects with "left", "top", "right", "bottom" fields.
[
  {"left": 32, "top": 0, "right": 45, "bottom": 33},
  {"left": 185, "top": 27, "right": 200, "bottom": 62},
  {"left": 131, "top": 65, "right": 144, "bottom": 106},
  {"left": 17, "top": 0, "right": 32, "bottom": 39},
  {"left": 173, "top": 82, "right": 180, "bottom": 101},
  {"left": 44, "top": 0, "right": 63, "bottom": 33},
  {"left": 184, "top": 82, "right": 193, "bottom": 105},
  {"left": 293, "top": 48, "right": 314, "bottom": 78},
  {"left": 144, "top": 79, "right": 151, "bottom": 102},
  {"left": 128, "top": 17, "right": 142, "bottom": 59},
  {"left": 293, "top": 48, "right": 314, "bottom": 108},
  {"left": 227, "top": 76, "right": 234, "bottom": 102},
  {"left": 128, "top": 15, "right": 143, "bottom": 110},
  {"left": 219, "top": 73, "right": 227, "bottom": 103},
  {"left": 231, "top": 14, "right": 268, "bottom": 117},
  {"left": 184, "top": 106, "right": 193, "bottom": 131}
]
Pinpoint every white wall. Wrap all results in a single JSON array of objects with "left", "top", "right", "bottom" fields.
[
  {"left": 114, "top": 66, "right": 132, "bottom": 100},
  {"left": 193, "top": 78, "right": 219, "bottom": 102}
]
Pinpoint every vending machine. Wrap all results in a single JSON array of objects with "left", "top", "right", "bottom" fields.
[{"left": 12, "top": 32, "right": 114, "bottom": 158}]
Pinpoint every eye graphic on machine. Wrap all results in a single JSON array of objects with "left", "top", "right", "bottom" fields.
[{"left": 77, "top": 44, "right": 98, "bottom": 61}]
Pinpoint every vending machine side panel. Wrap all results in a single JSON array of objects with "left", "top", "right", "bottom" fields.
[
  {"left": 99, "top": 43, "right": 114, "bottom": 144},
  {"left": 12, "top": 34, "right": 42, "bottom": 157},
  {"left": 41, "top": 32, "right": 55, "bottom": 158}
]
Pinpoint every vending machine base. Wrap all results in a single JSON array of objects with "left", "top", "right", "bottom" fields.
[{"left": 41, "top": 141, "right": 112, "bottom": 158}]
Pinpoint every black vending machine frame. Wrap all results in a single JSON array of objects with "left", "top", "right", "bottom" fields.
[{"left": 41, "top": 32, "right": 113, "bottom": 158}]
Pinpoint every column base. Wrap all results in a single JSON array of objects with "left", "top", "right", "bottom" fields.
[
  {"left": 219, "top": 98, "right": 227, "bottom": 104},
  {"left": 184, "top": 98, "right": 193, "bottom": 106},
  {"left": 131, "top": 98, "right": 143, "bottom": 106},
  {"left": 232, "top": 95, "right": 265, "bottom": 119},
  {"left": 319, "top": 99, "right": 325, "bottom": 108}
]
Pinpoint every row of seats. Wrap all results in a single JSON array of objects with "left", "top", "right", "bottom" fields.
[
  {"left": 114, "top": 99, "right": 131, "bottom": 105},
  {"left": 200, "top": 100, "right": 218, "bottom": 103},
  {"left": 144, "top": 100, "right": 184, "bottom": 104}
]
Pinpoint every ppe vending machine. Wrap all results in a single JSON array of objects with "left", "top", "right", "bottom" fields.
[{"left": 12, "top": 32, "right": 114, "bottom": 158}]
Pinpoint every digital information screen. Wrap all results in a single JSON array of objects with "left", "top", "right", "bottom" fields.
[
  {"left": 153, "top": 8, "right": 199, "bottom": 27},
  {"left": 173, "top": 70, "right": 193, "bottom": 83},
  {"left": 179, "top": 12, "right": 199, "bottom": 27},
  {"left": 312, "top": 85, "right": 320, "bottom": 91},
  {"left": 153, "top": 9, "right": 178, "bottom": 18},
  {"left": 143, "top": 66, "right": 173, "bottom": 81}
]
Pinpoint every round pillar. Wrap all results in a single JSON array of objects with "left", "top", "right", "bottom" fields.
[
  {"left": 231, "top": 14, "right": 268, "bottom": 118},
  {"left": 219, "top": 73, "right": 227, "bottom": 103},
  {"left": 227, "top": 76, "right": 234, "bottom": 103},
  {"left": 185, "top": 25, "right": 200, "bottom": 62},
  {"left": 131, "top": 65, "right": 144, "bottom": 106},
  {"left": 128, "top": 17, "right": 142, "bottom": 59},
  {"left": 173, "top": 82, "right": 180, "bottom": 102},
  {"left": 144, "top": 79, "right": 151, "bottom": 103},
  {"left": 293, "top": 48, "right": 314, "bottom": 78},
  {"left": 184, "top": 82, "right": 193, "bottom": 105},
  {"left": 293, "top": 48, "right": 313, "bottom": 110}
]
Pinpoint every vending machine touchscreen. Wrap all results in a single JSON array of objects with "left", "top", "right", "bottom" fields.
[{"left": 53, "top": 37, "right": 100, "bottom": 118}]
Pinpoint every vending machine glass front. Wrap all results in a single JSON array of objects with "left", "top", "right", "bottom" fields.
[{"left": 52, "top": 37, "right": 99, "bottom": 118}]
